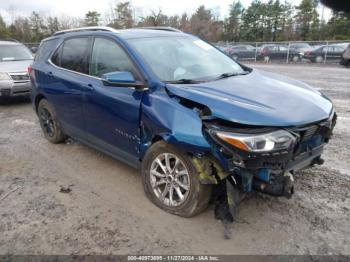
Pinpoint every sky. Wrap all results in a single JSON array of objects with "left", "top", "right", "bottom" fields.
[{"left": 0, "top": 0, "right": 332, "bottom": 24}]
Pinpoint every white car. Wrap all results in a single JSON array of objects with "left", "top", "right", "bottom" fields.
[{"left": 0, "top": 40, "right": 33, "bottom": 98}]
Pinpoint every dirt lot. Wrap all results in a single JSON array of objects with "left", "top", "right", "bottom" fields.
[{"left": 0, "top": 64, "right": 349, "bottom": 255}]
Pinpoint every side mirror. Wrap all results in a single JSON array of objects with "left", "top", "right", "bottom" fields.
[{"left": 101, "top": 71, "right": 145, "bottom": 90}]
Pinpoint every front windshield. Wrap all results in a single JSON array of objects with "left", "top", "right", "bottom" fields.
[
  {"left": 127, "top": 36, "right": 246, "bottom": 82},
  {"left": 0, "top": 45, "right": 33, "bottom": 62}
]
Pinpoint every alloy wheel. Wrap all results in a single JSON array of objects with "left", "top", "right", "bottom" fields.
[
  {"left": 39, "top": 108, "right": 55, "bottom": 137},
  {"left": 150, "top": 153, "right": 190, "bottom": 207}
]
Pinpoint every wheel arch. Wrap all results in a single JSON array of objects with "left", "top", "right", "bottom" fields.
[
  {"left": 34, "top": 94, "right": 47, "bottom": 113},
  {"left": 139, "top": 89, "right": 211, "bottom": 160}
]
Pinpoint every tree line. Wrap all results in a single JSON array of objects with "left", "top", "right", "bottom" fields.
[{"left": 0, "top": 0, "right": 349, "bottom": 44}]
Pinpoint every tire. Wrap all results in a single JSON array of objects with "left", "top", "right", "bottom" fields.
[
  {"left": 315, "top": 55, "right": 324, "bottom": 63},
  {"left": 292, "top": 55, "right": 299, "bottom": 62},
  {"left": 141, "top": 141, "right": 212, "bottom": 217},
  {"left": 37, "top": 99, "right": 66, "bottom": 144},
  {"left": 232, "top": 54, "right": 238, "bottom": 60}
]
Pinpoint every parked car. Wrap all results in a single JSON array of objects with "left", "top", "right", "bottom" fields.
[
  {"left": 223, "top": 45, "right": 256, "bottom": 60},
  {"left": 289, "top": 43, "right": 312, "bottom": 53},
  {"left": 30, "top": 27, "right": 336, "bottom": 219},
  {"left": 340, "top": 43, "right": 350, "bottom": 67},
  {"left": 257, "top": 44, "right": 302, "bottom": 62},
  {"left": 0, "top": 40, "right": 33, "bottom": 98},
  {"left": 303, "top": 45, "right": 345, "bottom": 63},
  {"left": 215, "top": 45, "right": 226, "bottom": 52},
  {"left": 334, "top": 42, "right": 350, "bottom": 50}
]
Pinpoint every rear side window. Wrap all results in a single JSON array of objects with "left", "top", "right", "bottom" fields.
[
  {"left": 59, "top": 37, "right": 91, "bottom": 74},
  {"left": 51, "top": 45, "right": 62, "bottom": 65},
  {"left": 35, "top": 39, "right": 58, "bottom": 61},
  {"left": 89, "top": 37, "right": 139, "bottom": 79}
]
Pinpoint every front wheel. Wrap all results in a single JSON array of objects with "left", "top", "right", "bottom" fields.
[
  {"left": 141, "top": 141, "right": 212, "bottom": 217},
  {"left": 264, "top": 56, "right": 270, "bottom": 62}
]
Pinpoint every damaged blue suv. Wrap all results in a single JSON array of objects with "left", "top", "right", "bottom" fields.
[{"left": 30, "top": 27, "right": 336, "bottom": 219}]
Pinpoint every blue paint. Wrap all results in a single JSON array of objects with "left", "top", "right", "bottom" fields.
[{"left": 256, "top": 169, "right": 270, "bottom": 182}]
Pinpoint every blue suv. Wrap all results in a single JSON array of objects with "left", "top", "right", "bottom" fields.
[{"left": 30, "top": 27, "right": 336, "bottom": 219}]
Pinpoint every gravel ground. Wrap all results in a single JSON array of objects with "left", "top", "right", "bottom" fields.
[{"left": 0, "top": 64, "right": 349, "bottom": 255}]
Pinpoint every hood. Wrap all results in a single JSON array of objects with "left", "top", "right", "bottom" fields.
[
  {"left": 166, "top": 69, "right": 333, "bottom": 127},
  {"left": 0, "top": 60, "right": 33, "bottom": 73}
]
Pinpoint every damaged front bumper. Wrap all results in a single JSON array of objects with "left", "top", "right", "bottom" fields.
[{"left": 195, "top": 112, "right": 336, "bottom": 199}]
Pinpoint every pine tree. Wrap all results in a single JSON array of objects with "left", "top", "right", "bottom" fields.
[
  {"left": 85, "top": 11, "right": 100, "bottom": 26},
  {"left": 29, "top": 11, "right": 47, "bottom": 42},
  {"left": 224, "top": 1, "right": 243, "bottom": 42},
  {"left": 295, "top": 0, "right": 319, "bottom": 40},
  {"left": 109, "top": 2, "right": 134, "bottom": 29},
  {"left": 0, "top": 15, "right": 10, "bottom": 39}
]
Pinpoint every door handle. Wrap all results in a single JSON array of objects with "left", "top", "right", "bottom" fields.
[
  {"left": 83, "top": 83, "right": 94, "bottom": 91},
  {"left": 46, "top": 71, "right": 54, "bottom": 78}
]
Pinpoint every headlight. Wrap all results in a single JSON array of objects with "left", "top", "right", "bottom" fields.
[
  {"left": 215, "top": 130, "right": 296, "bottom": 152},
  {"left": 0, "top": 72, "right": 10, "bottom": 80}
]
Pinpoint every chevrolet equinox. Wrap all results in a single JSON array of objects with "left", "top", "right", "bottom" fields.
[{"left": 30, "top": 27, "right": 336, "bottom": 218}]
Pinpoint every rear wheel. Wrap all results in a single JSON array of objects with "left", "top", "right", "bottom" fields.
[
  {"left": 38, "top": 99, "right": 66, "bottom": 144},
  {"left": 141, "top": 141, "right": 212, "bottom": 217},
  {"left": 315, "top": 55, "right": 324, "bottom": 63},
  {"left": 292, "top": 55, "right": 300, "bottom": 62}
]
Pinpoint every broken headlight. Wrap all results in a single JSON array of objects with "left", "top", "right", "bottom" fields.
[{"left": 214, "top": 130, "right": 296, "bottom": 152}]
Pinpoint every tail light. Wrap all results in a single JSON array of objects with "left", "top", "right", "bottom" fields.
[
  {"left": 28, "top": 65, "right": 33, "bottom": 75},
  {"left": 259, "top": 48, "right": 266, "bottom": 56}
]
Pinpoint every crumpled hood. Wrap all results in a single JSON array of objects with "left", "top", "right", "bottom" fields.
[
  {"left": 166, "top": 69, "right": 333, "bottom": 127},
  {"left": 0, "top": 60, "right": 33, "bottom": 73}
]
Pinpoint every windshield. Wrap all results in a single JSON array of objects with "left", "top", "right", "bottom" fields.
[
  {"left": 127, "top": 36, "right": 246, "bottom": 82},
  {"left": 293, "top": 44, "right": 311, "bottom": 49},
  {"left": 0, "top": 45, "right": 33, "bottom": 62}
]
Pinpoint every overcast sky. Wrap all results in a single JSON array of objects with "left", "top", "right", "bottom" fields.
[{"left": 0, "top": 0, "right": 332, "bottom": 23}]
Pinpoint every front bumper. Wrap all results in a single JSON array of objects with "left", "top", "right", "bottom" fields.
[
  {"left": 285, "top": 144, "right": 324, "bottom": 172},
  {"left": 0, "top": 80, "right": 31, "bottom": 97}
]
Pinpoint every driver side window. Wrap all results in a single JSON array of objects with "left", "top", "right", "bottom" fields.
[{"left": 89, "top": 38, "right": 139, "bottom": 79}]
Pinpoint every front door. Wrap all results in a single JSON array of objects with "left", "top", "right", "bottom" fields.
[{"left": 82, "top": 37, "right": 144, "bottom": 166}]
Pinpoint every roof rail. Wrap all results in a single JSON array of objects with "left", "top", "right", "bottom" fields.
[
  {"left": 0, "top": 38, "right": 19, "bottom": 43},
  {"left": 138, "top": 27, "right": 183, "bottom": 33},
  {"left": 53, "top": 26, "right": 119, "bottom": 36}
]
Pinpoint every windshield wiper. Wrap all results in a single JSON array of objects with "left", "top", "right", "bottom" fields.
[
  {"left": 166, "top": 78, "right": 202, "bottom": 84},
  {"left": 215, "top": 71, "right": 249, "bottom": 80}
]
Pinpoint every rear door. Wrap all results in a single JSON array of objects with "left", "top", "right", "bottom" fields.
[
  {"left": 47, "top": 37, "right": 93, "bottom": 138},
  {"left": 278, "top": 46, "right": 288, "bottom": 60},
  {"left": 268, "top": 46, "right": 279, "bottom": 59},
  {"left": 333, "top": 46, "right": 345, "bottom": 60},
  {"left": 82, "top": 37, "right": 144, "bottom": 165}
]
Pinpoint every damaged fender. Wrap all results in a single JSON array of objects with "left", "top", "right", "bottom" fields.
[{"left": 139, "top": 86, "right": 212, "bottom": 158}]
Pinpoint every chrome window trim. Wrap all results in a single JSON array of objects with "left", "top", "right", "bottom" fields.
[{"left": 46, "top": 36, "right": 148, "bottom": 90}]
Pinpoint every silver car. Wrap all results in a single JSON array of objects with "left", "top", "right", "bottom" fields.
[{"left": 0, "top": 40, "right": 33, "bottom": 98}]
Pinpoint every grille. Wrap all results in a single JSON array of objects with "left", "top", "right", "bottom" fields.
[
  {"left": 0, "top": 89, "right": 11, "bottom": 96},
  {"left": 301, "top": 125, "right": 319, "bottom": 142},
  {"left": 9, "top": 73, "right": 29, "bottom": 82}
]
